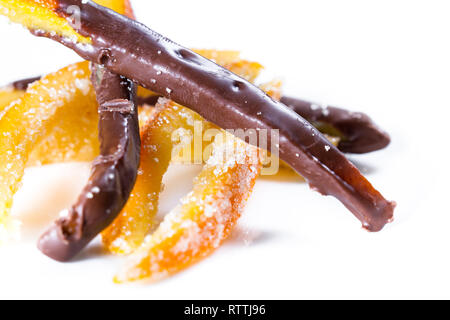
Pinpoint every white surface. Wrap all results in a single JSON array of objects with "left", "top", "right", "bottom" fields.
[{"left": 0, "top": 0, "right": 449, "bottom": 299}]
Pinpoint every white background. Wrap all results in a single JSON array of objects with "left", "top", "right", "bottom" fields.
[{"left": 0, "top": 0, "right": 449, "bottom": 299}]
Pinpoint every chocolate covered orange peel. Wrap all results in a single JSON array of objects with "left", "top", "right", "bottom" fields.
[
  {"left": 0, "top": 0, "right": 395, "bottom": 231},
  {"left": 0, "top": 1, "right": 263, "bottom": 275},
  {"left": 0, "top": 0, "right": 396, "bottom": 282},
  {"left": 101, "top": 52, "right": 264, "bottom": 255},
  {"left": 37, "top": 64, "right": 140, "bottom": 261}
]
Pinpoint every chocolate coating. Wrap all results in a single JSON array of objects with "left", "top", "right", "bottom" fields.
[
  {"left": 3, "top": 73, "right": 390, "bottom": 154},
  {"left": 135, "top": 93, "right": 391, "bottom": 154},
  {"left": 35, "top": 0, "right": 394, "bottom": 231},
  {"left": 281, "top": 96, "right": 391, "bottom": 154},
  {"left": 136, "top": 94, "right": 160, "bottom": 107},
  {"left": 37, "top": 64, "right": 140, "bottom": 261},
  {"left": 3, "top": 74, "right": 390, "bottom": 156},
  {"left": 10, "top": 76, "right": 41, "bottom": 90}
]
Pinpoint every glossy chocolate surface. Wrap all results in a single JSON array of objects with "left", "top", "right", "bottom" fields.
[
  {"left": 38, "top": 64, "right": 140, "bottom": 261},
  {"left": 11, "top": 76, "right": 41, "bottom": 90},
  {"left": 281, "top": 96, "right": 391, "bottom": 154}
]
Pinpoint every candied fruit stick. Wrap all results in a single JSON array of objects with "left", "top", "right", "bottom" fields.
[
  {"left": 38, "top": 64, "right": 140, "bottom": 262},
  {"left": 281, "top": 96, "right": 391, "bottom": 154},
  {"left": 0, "top": 0, "right": 395, "bottom": 231},
  {"left": 0, "top": 61, "right": 93, "bottom": 230},
  {"left": 102, "top": 99, "right": 217, "bottom": 255},
  {"left": 115, "top": 133, "right": 261, "bottom": 283}
]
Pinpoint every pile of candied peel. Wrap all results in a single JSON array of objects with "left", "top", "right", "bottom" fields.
[{"left": 0, "top": 0, "right": 395, "bottom": 283}]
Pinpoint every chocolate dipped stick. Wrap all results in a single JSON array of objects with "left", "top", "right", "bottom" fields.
[
  {"left": 38, "top": 64, "right": 140, "bottom": 261},
  {"left": 0, "top": 0, "right": 395, "bottom": 231},
  {"left": 281, "top": 96, "right": 391, "bottom": 154},
  {"left": 131, "top": 92, "right": 391, "bottom": 154},
  {"left": 4, "top": 75, "right": 390, "bottom": 155}
]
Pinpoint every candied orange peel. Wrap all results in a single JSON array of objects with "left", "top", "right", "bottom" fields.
[
  {"left": 0, "top": 86, "right": 26, "bottom": 118},
  {"left": 0, "top": 0, "right": 389, "bottom": 284},
  {"left": 0, "top": 61, "right": 94, "bottom": 235},
  {"left": 101, "top": 100, "right": 216, "bottom": 255},
  {"left": 0, "top": 0, "right": 264, "bottom": 280},
  {"left": 115, "top": 131, "right": 261, "bottom": 283}
]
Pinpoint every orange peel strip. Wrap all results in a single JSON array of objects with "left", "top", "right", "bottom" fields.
[
  {"left": 101, "top": 100, "right": 216, "bottom": 254},
  {"left": 115, "top": 130, "right": 261, "bottom": 283},
  {"left": 0, "top": 61, "right": 94, "bottom": 238}
]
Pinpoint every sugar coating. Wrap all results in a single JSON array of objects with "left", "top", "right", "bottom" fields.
[
  {"left": 115, "top": 131, "right": 261, "bottom": 283},
  {"left": 0, "top": 62, "right": 94, "bottom": 238}
]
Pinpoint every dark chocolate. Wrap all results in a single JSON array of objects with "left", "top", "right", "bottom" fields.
[
  {"left": 10, "top": 76, "right": 41, "bottom": 90},
  {"left": 281, "top": 96, "right": 391, "bottom": 154},
  {"left": 135, "top": 93, "right": 391, "bottom": 154},
  {"left": 34, "top": 0, "right": 394, "bottom": 231},
  {"left": 3, "top": 74, "right": 391, "bottom": 156},
  {"left": 136, "top": 94, "right": 160, "bottom": 107},
  {"left": 37, "top": 64, "right": 140, "bottom": 261},
  {"left": 4, "top": 74, "right": 391, "bottom": 156}
]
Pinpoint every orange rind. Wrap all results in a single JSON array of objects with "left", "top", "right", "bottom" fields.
[
  {"left": 0, "top": 61, "right": 94, "bottom": 236},
  {"left": 115, "top": 131, "right": 261, "bottom": 283},
  {"left": 0, "top": 86, "right": 26, "bottom": 115}
]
